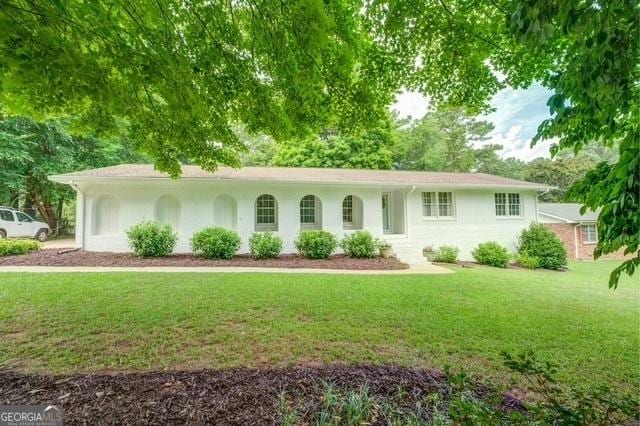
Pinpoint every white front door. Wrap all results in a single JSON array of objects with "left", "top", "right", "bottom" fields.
[{"left": 382, "top": 193, "right": 392, "bottom": 233}]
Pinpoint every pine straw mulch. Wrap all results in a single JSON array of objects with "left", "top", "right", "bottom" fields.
[
  {"left": 0, "top": 249, "right": 408, "bottom": 270},
  {"left": 0, "top": 365, "right": 523, "bottom": 425}
]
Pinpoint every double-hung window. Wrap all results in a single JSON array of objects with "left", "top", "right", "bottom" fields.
[
  {"left": 495, "top": 193, "right": 522, "bottom": 217},
  {"left": 300, "top": 195, "right": 316, "bottom": 224},
  {"left": 583, "top": 224, "right": 597, "bottom": 244},
  {"left": 422, "top": 192, "right": 454, "bottom": 218}
]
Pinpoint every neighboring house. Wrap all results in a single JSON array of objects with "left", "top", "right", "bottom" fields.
[
  {"left": 49, "top": 165, "right": 550, "bottom": 263},
  {"left": 537, "top": 203, "right": 600, "bottom": 260}
]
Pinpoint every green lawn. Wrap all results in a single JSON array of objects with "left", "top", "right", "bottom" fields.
[{"left": 0, "top": 261, "right": 638, "bottom": 392}]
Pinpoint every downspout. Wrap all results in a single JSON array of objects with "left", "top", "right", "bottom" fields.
[
  {"left": 71, "top": 181, "right": 85, "bottom": 249},
  {"left": 573, "top": 224, "right": 580, "bottom": 260},
  {"left": 405, "top": 185, "right": 416, "bottom": 238}
]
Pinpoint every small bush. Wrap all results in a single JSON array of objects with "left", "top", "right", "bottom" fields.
[
  {"left": 518, "top": 223, "right": 567, "bottom": 270},
  {"left": 127, "top": 221, "right": 177, "bottom": 257},
  {"left": 516, "top": 252, "right": 540, "bottom": 269},
  {"left": 191, "top": 227, "right": 241, "bottom": 259},
  {"left": 472, "top": 241, "right": 510, "bottom": 268},
  {"left": 340, "top": 230, "right": 377, "bottom": 258},
  {"left": 295, "top": 230, "right": 338, "bottom": 259},
  {"left": 249, "top": 232, "right": 283, "bottom": 259},
  {"left": 0, "top": 239, "right": 41, "bottom": 256},
  {"left": 434, "top": 245, "right": 459, "bottom": 263}
]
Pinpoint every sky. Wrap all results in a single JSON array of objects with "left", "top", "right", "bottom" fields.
[{"left": 391, "top": 83, "right": 556, "bottom": 162}]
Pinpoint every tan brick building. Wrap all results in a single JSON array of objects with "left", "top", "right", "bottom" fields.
[{"left": 537, "top": 203, "right": 628, "bottom": 260}]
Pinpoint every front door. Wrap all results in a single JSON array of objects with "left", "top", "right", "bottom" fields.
[{"left": 382, "top": 193, "right": 391, "bottom": 233}]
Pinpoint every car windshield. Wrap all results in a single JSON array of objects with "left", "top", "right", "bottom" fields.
[{"left": 16, "top": 212, "right": 33, "bottom": 222}]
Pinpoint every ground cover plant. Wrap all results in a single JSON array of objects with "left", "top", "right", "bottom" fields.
[
  {"left": 0, "top": 239, "right": 41, "bottom": 256},
  {"left": 0, "top": 261, "right": 637, "bottom": 394},
  {"left": 126, "top": 220, "right": 177, "bottom": 257}
]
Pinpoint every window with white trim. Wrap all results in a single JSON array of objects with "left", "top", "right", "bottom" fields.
[
  {"left": 255, "top": 194, "right": 277, "bottom": 231},
  {"left": 342, "top": 195, "right": 353, "bottom": 224},
  {"left": 300, "top": 195, "right": 316, "bottom": 224},
  {"left": 422, "top": 192, "right": 454, "bottom": 218},
  {"left": 583, "top": 224, "right": 597, "bottom": 244},
  {"left": 495, "top": 193, "right": 522, "bottom": 217}
]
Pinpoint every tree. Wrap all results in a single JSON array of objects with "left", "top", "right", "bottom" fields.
[
  {"left": 527, "top": 158, "right": 598, "bottom": 202},
  {"left": 273, "top": 126, "right": 394, "bottom": 169},
  {"left": 474, "top": 145, "right": 529, "bottom": 180},
  {"left": 0, "top": 116, "right": 141, "bottom": 232},
  {"left": 393, "top": 107, "right": 493, "bottom": 172}
]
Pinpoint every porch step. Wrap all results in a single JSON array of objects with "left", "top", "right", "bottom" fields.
[{"left": 383, "top": 237, "right": 428, "bottom": 265}]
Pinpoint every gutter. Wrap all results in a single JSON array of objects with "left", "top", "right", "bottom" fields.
[{"left": 405, "top": 185, "right": 416, "bottom": 238}]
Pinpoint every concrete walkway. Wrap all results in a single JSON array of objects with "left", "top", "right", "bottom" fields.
[{"left": 0, "top": 262, "right": 453, "bottom": 274}]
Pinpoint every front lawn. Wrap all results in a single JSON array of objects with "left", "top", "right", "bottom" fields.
[{"left": 0, "top": 261, "right": 637, "bottom": 392}]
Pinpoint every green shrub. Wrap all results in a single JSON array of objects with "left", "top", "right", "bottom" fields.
[
  {"left": 516, "top": 252, "right": 540, "bottom": 269},
  {"left": 518, "top": 223, "right": 567, "bottom": 270},
  {"left": 340, "top": 230, "right": 377, "bottom": 258},
  {"left": 472, "top": 241, "right": 510, "bottom": 268},
  {"left": 295, "top": 230, "right": 338, "bottom": 259},
  {"left": 126, "top": 220, "right": 177, "bottom": 257},
  {"left": 434, "top": 245, "right": 459, "bottom": 263},
  {"left": 0, "top": 239, "right": 42, "bottom": 256},
  {"left": 191, "top": 227, "right": 241, "bottom": 259},
  {"left": 249, "top": 232, "right": 283, "bottom": 259}
]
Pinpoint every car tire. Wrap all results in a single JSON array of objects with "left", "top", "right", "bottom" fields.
[
  {"left": 35, "top": 229, "right": 48, "bottom": 242},
  {"left": 0, "top": 229, "right": 6, "bottom": 239}
]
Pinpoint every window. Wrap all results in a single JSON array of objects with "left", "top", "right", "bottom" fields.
[
  {"left": 583, "top": 224, "right": 597, "bottom": 244},
  {"left": 0, "top": 210, "right": 14, "bottom": 222},
  {"left": 342, "top": 196, "right": 353, "bottom": 224},
  {"left": 16, "top": 212, "right": 33, "bottom": 223},
  {"left": 255, "top": 194, "right": 277, "bottom": 231},
  {"left": 300, "top": 195, "right": 316, "bottom": 224},
  {"left": 422, "top": 192, "right": 454, "bottom": 218},
  {"left": 495, "top": 193, "right": 521, "bottom": 217}
]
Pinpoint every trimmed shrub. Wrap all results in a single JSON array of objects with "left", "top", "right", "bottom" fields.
[
  {"left": 295, "top": 230, "right": 338, "bottom": 259},
  {"left": 472, "top": 241, "right": 510, "bottom": 268},
  {"left": 0, "top": 239, "right": 41, "bottom": 256},
  {"left": 249, "top": 232, "right": 283, "bottom": 259},
  {"left": 518, "top": 223, "right": 567, "bottom": 270},
  {"left": 191, "top": 227, "right": 241, "bottom": 259},
  {"left": 516, "top": 252, "right": 540, "bottom": 269},
  {"left": 127, "top": 221, "right": 177, "bottom": 257},
  {"left": 340, "top": 230, "right": 377, "bottom": 258},
  {"left": 434, "top": 245, "right": 459, "bottom": 263}
]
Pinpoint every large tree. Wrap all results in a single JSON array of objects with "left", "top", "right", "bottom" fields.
[
  {"left": 0, "top": 0, "right": 637, "bottom": 285},
  {"left": 0, "top": 116, "right": 141, "bottom": 232}
]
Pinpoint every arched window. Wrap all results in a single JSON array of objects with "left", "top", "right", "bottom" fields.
[
  {"left": 343, "top": 195, "right": 363, "bottom": 230},
  {"left": 300, "top": 195, "right": 322, "bottom": 229},
  {"left": 255, "top": 194, "right": 278, "bottom": 231},
  {"left": 92, "top": 195, "right": 119, "bottom": 235},
  {"left": 214, "top": 195, "right": 237, "bottom": 230},
  {"left": 155, "top": 195, "right": 181, "bottom": 229}
]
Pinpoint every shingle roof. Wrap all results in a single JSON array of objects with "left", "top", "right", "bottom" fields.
[
  {"left": 538, "top": 203, "right": 599, "bottom": 222},
  {"left": 49, "top": 164, "right": 551, "bottom": 189}
]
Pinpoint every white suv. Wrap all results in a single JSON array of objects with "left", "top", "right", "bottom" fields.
[{"left": 0, "top": 207, "right": 50, "bottom": 241}]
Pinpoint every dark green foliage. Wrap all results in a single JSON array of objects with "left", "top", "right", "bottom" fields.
[
  {"left": 0, "top": 239, "right": 41, "bottom": 256},
  {"left": 249, "top": 232, "right": 283, "bottom": 259},
  {"left": 191, "top": 227, "right": 241, "bottom": 259},
  {"left": 434, "top": 245, "right": 459, "bottom": 264},
  {"left": 516, "top": 252, "right": 540, "bottom": 270},
  {"left": 294, "top": 230, "right": 337, "bottom": 259},
  {"left": 472, "top": 242, "right": 510, "bottom": 268},
  {"left": 127, "top": 221, "right": 177, "bottom": 257},
  {"left": 518, "top": 223, "right": 567, "bottom": 270},
  {"left": 340, "top": 230, "right": 377, "bottom": 258}
]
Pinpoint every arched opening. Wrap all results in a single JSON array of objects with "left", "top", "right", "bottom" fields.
[
  {"left": 92, "top": 195, "right": 119, "bottom": 235},
  {"left": 154, "top": 195, "right": 181, "bottom": 229},
  {"left": 214, "top": 195, "right": 237, "bottom": 230},
  {"left": 342, "top": 195, "right": 363, "bottom": 230},
  {"left": 300, "top": 195, "right": 322, "bottom": 230},
  {"left": 255, "top": 194, "right": 278, "bottom": 231}
]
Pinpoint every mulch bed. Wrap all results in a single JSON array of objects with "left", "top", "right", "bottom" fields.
[
  {"left": 0, "top": 365, "right": 523, "bottom": 425},
  {"left": 0, "top": 249, "right": 408, "bottom": 270}
]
